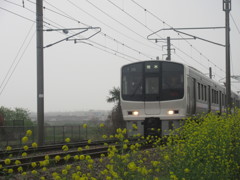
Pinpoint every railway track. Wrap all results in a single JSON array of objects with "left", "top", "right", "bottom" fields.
[
  {"left": 0, "top": 138, "right": 151, "bottom": 175},
  {"left": 0, "top": 139, "right": 117, "bottom": 159}
]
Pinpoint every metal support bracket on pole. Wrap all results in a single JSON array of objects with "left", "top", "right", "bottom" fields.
[{"left": 44, "top": 27, "right": 101, "bottom": 48}]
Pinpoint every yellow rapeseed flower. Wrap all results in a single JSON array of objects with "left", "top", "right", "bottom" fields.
[
  {"left": 122, "top": 128, "right": 127, "bottom": 134},
  {"left": 21, "top": 172, "right": 27, "bottom": 176},
  {"left": 62, "top": 169, "right": 68, "bottom": 175},
  {"left": 17, "top": 166, "right": 23, "bottom": 172},
  {"left": 83, "top": 124, "right": 87, "bottom": 128},
  {"left": 76, "top": 166, "right": 81, "bottom": 171},
  {"left": 79, "top": 155, "right": 85, "bottom": 160},
  {"left": 102, "top": 135, "right": 107, "bottom": 139},
  {"left": 78, "top": 147, "right": 83, "bottom": 152},
  {"left": 184, "top": 168, "right": 190, "bottom": 173},
  {"left": 31, "top": 162, "right": 37, "bottom": 168},
  {"left": 31, "top": 170, "right": 37, "bottom": 175},
  {"left": 55, "top": 155, "right": 61, "bottom": 162},
  {"left": 52, "top": 172, "right": 59, "bottom": 177},
  {"left": 132, "top": 123, "right": 138, "bottom": 130},
  {"left": 66, "top": 164, "right": 72, "bottom": 170},
  {"left": 106, "top": 176, "right": 112, "bottom": 180},
  {"left": 4, "top": 158, "right": 11, "bottom": 165},
  {"left": 88, "top": 139, "right": 92, "bottom": 144},
  {"left": 42, "top": 167, "right": 47, "bottom": 172},
  {"left": 86, "top": 155, "right": 91, "bottom": 160},
  {"left": 74, "top": 155, "right": 79, "bottom": 161},
  {"left": 21, "top": 136, "right": 28, "bottom": 143},
  {"left": 62, "top": 145, "right": 69, "bottom": 151},
  {"left": 151, "top": 161, "right": 160, "bottom": 167},
  {"left": 64, "top": 154, "right": 71, "bottom": 161},
  {"left": 88, "top": 164, "right": 93, "bottom": 169},
  {"left": 22, "top": 152, "right": 27, "bottom": 157},
  {"left": 65, "top": 138, "right": 71, "bottom": 143},
  {"left": 6, "top": 146, "right": 12, "bottom": 151},
  {"left": 26, "top": 130, "right": 32, "bottom": 136},
  {"left": 8, "top": 169, "right": 13, "bottom": 174},
  {"left": 23, "top": 145, "right": 29, "bottom": 151},
  {"left": 15, "top": 160, "right": 21, "bottom": 165},
  {"left": 44, "top": 155, "right": 49, "bottom": 160},
  {"left": 40, "top": 176, "right": 46, "bottom": 180},
  {"left": 32, "top": 142, "right": 38, "bottom": 148},
  {"left": 127, "top": 162, "right": 137, "bottom": 171},
  {"left": 99, "top": 123, "right": 104, "bottom": 128}
]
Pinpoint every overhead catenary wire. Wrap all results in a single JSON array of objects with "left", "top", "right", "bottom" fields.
[
  {"left": 0, "top": 6, "right": 35, "bottom": 23},
  {"left": 104, "top": 0, "right": 220, "bottom": 76},
  {"left": 42, "top": 0, "right": 160, "bottom": 51},
  {"left": 0, "top": 30, "right": 36, "bottom": 96},
  {"left": 25, "top": 0, "right": 157, "bottom": 59},
  {"left": 77, "top": 0, "right": 163, "bottom": 50},
  {"left": 44, "top": 0, "right": 156, "bottom": 59},
  {"left": 5, "top": 0, "right": 155, "bottom": 61},
  {"left": 129, "top": 0, "right": 226, "bottom": 77},
  {"left": 230, "top": 13, "right": 240, "bottom": 34},
  {"left": 0, "top": 22, "right": 35, "bottom": 92}
]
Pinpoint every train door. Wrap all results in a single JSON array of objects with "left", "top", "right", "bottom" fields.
[
  {"left": 187, "top": 77, "right": 196, "bottom": 115},
  {"left": 144, "top": 74, "right": 161, "bottom": 115}
]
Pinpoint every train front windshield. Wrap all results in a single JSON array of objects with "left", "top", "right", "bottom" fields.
[{"left": 121, "top": 61, "right": 184, "bottom": 101}]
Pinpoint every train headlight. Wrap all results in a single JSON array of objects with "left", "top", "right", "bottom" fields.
[
  {"left": 168, "top": 110, "right": 174, "bottom": 115},
  {"left": 128, "top": 111, "right": 139, "bottom": 116},
  {"left": 132, "top": 111, "right": 139, "bottom": 116},
  {"left": 168, "top": 110, "right": 179, "bottom": 115}
]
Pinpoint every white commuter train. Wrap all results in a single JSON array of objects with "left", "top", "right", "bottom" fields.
[{"left": 120, "top": 60, "right": 240, "bottom": 137}]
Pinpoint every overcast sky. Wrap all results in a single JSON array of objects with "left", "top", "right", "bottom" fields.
[{"left": 0, "top": 0, "right": 240, "bottom": 112}]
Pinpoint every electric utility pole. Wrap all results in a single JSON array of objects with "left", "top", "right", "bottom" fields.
[
  {"left": 166, "top": 37, "right": 171, "bottom": 61},
  {"left": 36, "top": 0, "right": 44, "bottom": 145},
  {"left": 223, "top": 0, "right": 231, "bottom": 112}
]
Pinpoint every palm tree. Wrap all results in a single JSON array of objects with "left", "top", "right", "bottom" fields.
[{"left": 106, "top": 87, "right": 125, "bottom": 130}]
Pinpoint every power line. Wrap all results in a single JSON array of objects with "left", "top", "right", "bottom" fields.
[
  {"left": 230, "top": 13, "right": 240, "bottom": 34},
  {"left": 0, "top": 30, "right": 36, "bottom": 96},
  {"left": 129, "top": 0, "right": 226, "bottom": 76},
  {"left": 81, "top": 0, "right": 163, "bottom": 50},
  {"left": 41, "top": 0, "right": 156, "bottom": 59},
  {"left": 43, "top": 20, "right": 145, "bottom": 62},
  {"left": 0, "top": 22, "right": 35, "bottom": 92},
  {"left": 0, "top": 6, "right": 35, "bottom": 22}
]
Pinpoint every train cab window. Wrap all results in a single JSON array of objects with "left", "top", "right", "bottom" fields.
[
  {"left": 161, "top": 62, "right": 184, "bottom": 101},
  {"left": 122, "top": 63, "right": 143, "bottom": 101},
  {"left": 122, "top": 61, "right": 184, "bottom": 101},
  {"left": 145, "top": 77, "right": 159, "bottom": 94}
]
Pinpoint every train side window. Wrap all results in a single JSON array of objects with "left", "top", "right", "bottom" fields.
[
  {"left": 216, "top": 91, "right": 219, "bottom": 104},
  {"left": 201, "top": 84, "right": 204, "bottom": 100},
  {"left": 212, "top": 89, "right": 214, "bottom": 103},
  {"left": 222, "top": 94, "right": 225, "bottom": 106},
  {"left": 198, "top": 83, "right": 200, "bottom": 100},
  {"left": 204, "top": 86, "right": 207, "bottom": 101}
]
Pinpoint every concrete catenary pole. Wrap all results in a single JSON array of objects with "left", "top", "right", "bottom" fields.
[
  {"left": 166, "top": 37, "right": 171, "bottom": 61},
  {"left": 223, "top": 0, "right": 231, "bottom": 113},
  {"left": 36, "top": 0, "right": 44, "bottom": 145}
]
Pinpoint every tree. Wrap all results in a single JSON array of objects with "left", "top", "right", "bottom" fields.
[
  {"left": 0, "top": 106, "right": 33, "bottom": 126},
  {"left": 106, "top": 87, "right": 125, "bottom": 130}
]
